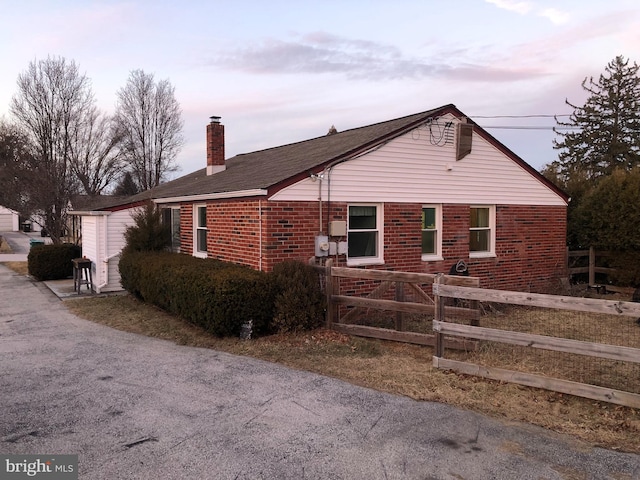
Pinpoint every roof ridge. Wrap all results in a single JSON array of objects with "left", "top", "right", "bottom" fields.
[{"left": 231, "top": 104, "right": 456, "bottom": 159}]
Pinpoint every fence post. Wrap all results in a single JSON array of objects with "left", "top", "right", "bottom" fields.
[
  {"left": 395, "top": 281, "right": 405, "bottom": 331},
  {"left": 589, "top": 246, "right": 596, "bottom": 286},
  {"left": 325, "top": 258, "right": 334, "bottom": 328},
  {"left": 434, "top": 273, "right": 445, "bottom": 358}
]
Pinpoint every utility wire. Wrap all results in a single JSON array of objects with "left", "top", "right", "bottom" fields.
[
  {"left": 481, "top": 125, "right": 580, "bottom": 130},
  {"left": 469, "top": 114, "right": 572, "bottom": 119}
]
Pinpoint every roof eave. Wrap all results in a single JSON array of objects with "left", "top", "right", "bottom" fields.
[{"left": 153, "top": 189, "right": 269, "bottom": 204}]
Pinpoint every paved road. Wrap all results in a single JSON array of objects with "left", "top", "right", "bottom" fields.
[
  {"left": 0, "top": 230, "right": 45, "bottom": 261},
  {"left": 1, "top": 265, "right": 640, "bottom": 479}
]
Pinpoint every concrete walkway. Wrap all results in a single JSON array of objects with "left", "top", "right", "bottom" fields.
[{"left": 1, "top": 266, "right": 640, "bottom": 479}]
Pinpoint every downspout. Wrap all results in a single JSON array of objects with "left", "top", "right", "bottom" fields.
[
  {"left": 318, "top": 175, "right": 323, "bottom": 233},
  {"left": 97, "top": 214, "right": 109, "bottom": 292},
  {"left": 259, "top": 199, "right": 263, "bottom": 271}
]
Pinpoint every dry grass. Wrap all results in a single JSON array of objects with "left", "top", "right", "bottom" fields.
[
  {"left": 0, "top": 235, "right": 12, "bottom": 253},
  {"left": 63, "top": 293, "right": 640, "bottom": 454},
  {"left": 1, "top": 261, "right": 29, "bottom": 276}
]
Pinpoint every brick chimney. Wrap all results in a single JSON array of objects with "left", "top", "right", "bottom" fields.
[{"left": 206, "top": 116, "right": 225, "bottom": 175}]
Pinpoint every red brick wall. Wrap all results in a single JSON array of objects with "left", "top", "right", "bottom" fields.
[
  {"left": 177, "top": 199, "right": 566, "bottom": 292},
  {"left": 260, "top": 201, "right": 323, "bottom": 271}
]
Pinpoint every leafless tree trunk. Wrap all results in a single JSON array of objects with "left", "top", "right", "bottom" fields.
[
  {"left": 10, "top": 56, "right": 97, "bottom": 243},
  {"left": 115, "top": 70, "right": 183, "bottom": 191}
]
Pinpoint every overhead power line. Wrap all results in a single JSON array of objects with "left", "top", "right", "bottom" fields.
[
  {"left": 481, "top": 125, "right": 580, "bottom": 130},
  {"left": 469, "top": 114, "right": 573, "bottom": 119}
]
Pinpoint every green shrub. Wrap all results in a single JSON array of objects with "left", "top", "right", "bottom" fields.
[
  {"left": 118, "top": 251, "right": 274, "bottom": 337},
  {"left": 123, "top": 201, "right": 170, "bottom": 253},
  {"left": 28, "top": 243, "right": 82, "bottom": 281},
  {"left": 269, "top": 260, "right": 326, "bottom": 333}
]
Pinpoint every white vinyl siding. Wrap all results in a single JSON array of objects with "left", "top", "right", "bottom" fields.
[{"left": 269, "top": 115, "right": 566, "bottom": 206}]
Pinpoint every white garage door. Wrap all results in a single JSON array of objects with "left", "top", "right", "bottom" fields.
[{"left": 0, "top": 214, "right": 13, "bottom": 231}]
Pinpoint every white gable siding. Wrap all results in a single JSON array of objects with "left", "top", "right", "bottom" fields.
[{"left": 270, "top": 118, "right": 565, "bottom": 206}]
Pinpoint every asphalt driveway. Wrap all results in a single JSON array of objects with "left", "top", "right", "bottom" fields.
[{"left": 1, "top": 264, "right": 639, "bottom": 479}]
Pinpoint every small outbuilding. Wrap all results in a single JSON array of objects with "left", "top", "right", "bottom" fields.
[
  {"left": 0, "top": 206, "right": 20, "bottom": 232},
  {"left": 68, "top": 196, "right": 135, "bottom": 294}
]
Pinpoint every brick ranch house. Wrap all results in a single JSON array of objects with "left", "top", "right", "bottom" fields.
[{"left": 71, "top": 104, "right": 568, "bottom": 293}]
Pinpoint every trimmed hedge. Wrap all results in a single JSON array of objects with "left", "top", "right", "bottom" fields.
[
  {"left": 119, "top": 251, "right": 275, "bottom": 337},
  {"left": 270, "top": 260, "right": 326, "bottom": 333},
  {"left": 28, "top": 243, "right": 82, "bottom": 281},
  {"left": 119, "top": 252, "right": 327, "bottom": 338}
]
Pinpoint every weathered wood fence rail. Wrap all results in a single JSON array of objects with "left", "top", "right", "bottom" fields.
[
  {"left": 322, "top": 259, "right": 479, "bottom": 349},
  {"left": 432, "top": 279, "right": 640, "bottom": 408},
  {"left": 314, "top": 259, "right": 640, "bottom": 407}
]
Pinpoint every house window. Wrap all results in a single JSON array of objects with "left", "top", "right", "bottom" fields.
[
  {"left": 194, "top": 204, "right": 207, "bottom": 257},
  {"left": 421, "top": 205, "right": 442, "bottom": 260},
  {"left": 347, "top": 204, "right": 383, "bottom": 265},
  {"left": 469, "top": 206, "right": 495, "bottom": 257},
  {"left": 162, "top": 207, "right": 181, "bottom": 252}
]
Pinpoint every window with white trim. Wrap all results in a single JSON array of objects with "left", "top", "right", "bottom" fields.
[
  {"left": 421, "top": 205, "right": 442, "bottom": 260},
  {"left": 347, "top": 204, "right": 383, "bottom": 265},
  {"left": 194, "top": 204, "right": 207, "bottom": 257},
  {"left": 469, "top": 206, "right": 495, "bottom": 257}
]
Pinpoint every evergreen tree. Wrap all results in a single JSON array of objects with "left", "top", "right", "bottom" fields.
[
  {"left": 552, "top": 56, "right": 640, "bottom": 185},
  {"left": 113, "top": 171, "right": 140, "bottom": 196}
]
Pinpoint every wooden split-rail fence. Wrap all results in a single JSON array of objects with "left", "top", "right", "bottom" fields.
[{"left": 318, "top": 259, "right": 640, "bottom": 408}]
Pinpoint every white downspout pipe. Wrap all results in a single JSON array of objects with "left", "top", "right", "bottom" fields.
[{"left": 97, "top": 215, "right": 109, "bottom": 292}]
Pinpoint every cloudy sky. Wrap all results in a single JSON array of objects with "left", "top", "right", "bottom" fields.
[{"left": 1, "top": 0, "right": 639, "bottom": 177}]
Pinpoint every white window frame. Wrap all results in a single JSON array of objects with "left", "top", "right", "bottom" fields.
[
  {"left": 421, "top": 204, "right": 443, "bottom": 261},
  {"left": 469, "top": 205, "right": 496, "bottom": 258},
  {"left": 193, "top": 204, "right": 208, "bottom": 258},
  {"left": 347, "top": 203, "right": 384, "bottom": 266}
]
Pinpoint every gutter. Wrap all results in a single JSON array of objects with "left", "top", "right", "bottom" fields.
[
  {"left": 153, "top": 189, "right": 268, "bottom": 205},
  {"left": 68, "top": 210, "right": 111, "bottom": 216}
]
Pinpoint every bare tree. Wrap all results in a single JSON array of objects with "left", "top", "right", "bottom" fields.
[
  {"left": 10, "top": 56, "right": 97, "bottom": 243},
  {"left": 70, "top": 106, "right": 124, "bottom": 196},
  {"left": 115, "top": 70, "right": 183, "bottom": 190},
  {"left": 0, "top": 119, "right": 34, "bottom": 216}
]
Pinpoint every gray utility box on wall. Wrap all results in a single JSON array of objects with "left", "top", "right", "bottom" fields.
[
  {"left": 315, "top": 235, "right": 329, "bottom": 257},
  {"left": 329, "top": 220, "right": 347, "bottom": 237}
]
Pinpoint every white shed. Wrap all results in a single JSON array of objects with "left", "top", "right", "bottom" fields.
[
  {"left": 69, "top": 208, "right": 136, "bottom": 293},
  {"left": 0, "top": 206, "right": 20, "bottom": 232}
]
